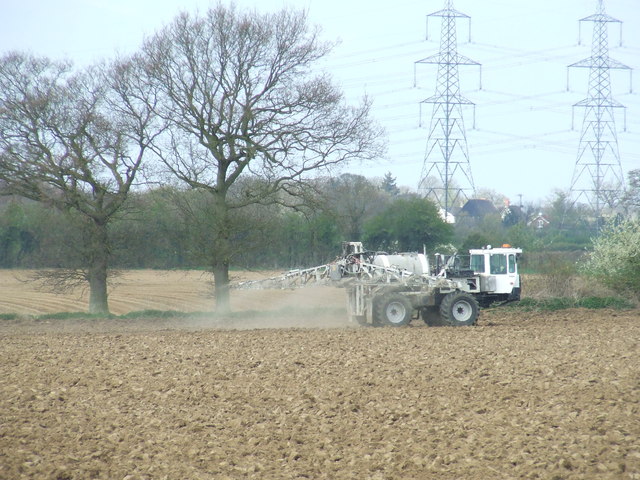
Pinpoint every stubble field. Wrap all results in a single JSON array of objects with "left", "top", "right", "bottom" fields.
[{"left": 1, "top": 270, "right": 639, "bottom": 479}]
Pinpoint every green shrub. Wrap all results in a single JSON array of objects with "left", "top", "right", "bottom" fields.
[
  {"left": 580, "top": 219, "right": 640, "bottom": 300},
  {"left": 577, "top": 296, "right": 634, "bottom": 309}
]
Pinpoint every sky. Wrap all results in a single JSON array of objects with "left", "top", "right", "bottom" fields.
[{"left": 1, "top": 0, "right": 639, "bottom": 206}]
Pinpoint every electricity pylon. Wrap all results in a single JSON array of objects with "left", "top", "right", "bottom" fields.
[
  {"left": 415, "top": 0, "right": 480, "bottom": 219},
  {"left": 567, "top": 0, "right": 632, "bottom": 224}
]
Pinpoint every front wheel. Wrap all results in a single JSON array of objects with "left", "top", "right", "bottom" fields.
[
  {"left": 439, "top": 292, "right": 479, "bottom": 326},
  {"left": 375, "top": 293, "right": 413, "bottom": 327}
]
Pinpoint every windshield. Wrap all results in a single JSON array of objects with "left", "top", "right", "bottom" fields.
[{"left": 490, "top": 254, "right": 507, "bottom": 274}]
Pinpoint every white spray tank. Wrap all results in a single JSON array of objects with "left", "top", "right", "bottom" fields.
[{"left": 372, "top": 252, "right": 430, "bottom": 275}]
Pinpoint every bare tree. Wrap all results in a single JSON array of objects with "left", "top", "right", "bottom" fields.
[
  {"left": 135, "top": 4, "right": 385, "bottom": 312},
  {"left": 324, "top": 174, "right": 388, "bottom": 241},
  {"left": 0, "top": 53, "right": 161, "bottom": 313}
]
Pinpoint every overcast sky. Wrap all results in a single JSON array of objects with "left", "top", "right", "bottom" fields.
[{"left": 2, "top": 0, "right": 638, "bottom": 205}]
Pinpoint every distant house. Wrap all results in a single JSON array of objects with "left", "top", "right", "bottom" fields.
[
  {"left": 459, "top": 199, "right": 498, "bottom": 219},
  {"left": 527, "top": 212, "right": 550, "bottom": 230}
]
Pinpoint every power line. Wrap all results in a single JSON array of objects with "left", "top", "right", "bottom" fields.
[
  {"left": 416, "top": 0, "right": 479, "bottom": 217},
  {"left": 567, "top": 0, "right": 632, "bottom": 221}
]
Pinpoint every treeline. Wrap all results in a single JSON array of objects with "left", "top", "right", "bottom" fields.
[
  {"left": 1, "top": 171, "right": 620, "bottom": 273},
  {"left": 0, "top": 174, "right": 454, "bottom": 271}
]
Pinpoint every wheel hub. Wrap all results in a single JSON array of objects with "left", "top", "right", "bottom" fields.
[
  {"left": 452, "top": 301, "right": 472, "bottom": 322},
  {"left": 386, "top": 302, "right": 406, "bottom": 324}
]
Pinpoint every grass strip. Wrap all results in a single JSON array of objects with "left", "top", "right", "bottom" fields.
[{"left": 512, "top": 296, "right": 634, "bottom": 311}]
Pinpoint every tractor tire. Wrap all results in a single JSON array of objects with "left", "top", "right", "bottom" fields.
[
  {"left": 375, "top": 293, "right": 413, "bottom": 327},
  {"left": 439, "top": 292, "right": 479, "bottom": 326},
  {"left": 422, "top": 307, "right": 444, "bottom": 327}
]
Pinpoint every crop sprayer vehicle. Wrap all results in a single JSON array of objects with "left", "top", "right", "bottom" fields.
[{"left": 235, "top": 242, "right": 522, "bottom": 327}]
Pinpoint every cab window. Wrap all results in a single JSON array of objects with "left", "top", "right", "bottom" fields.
[
  {"left": 470, "top": 254, "right": 485, "bottom": 273},
  {"left": 508, "top": 254, "right": 516, "bottom": 273},
  {"left": 490, "top": 254, "right": 507, "bottom": 274}
]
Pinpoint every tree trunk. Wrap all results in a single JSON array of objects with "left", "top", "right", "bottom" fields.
[
  {"left": 87, "top": 220, "right": 110, "bottom": 315},
  {"left": 212, "top": 191, "right": 232, "bottom": 314},
  {"left": 88, "top": 266, "right": 109, "bottom": 314},
  {"left": 212, "top": 261, "right": 230, "bottom": 313}
]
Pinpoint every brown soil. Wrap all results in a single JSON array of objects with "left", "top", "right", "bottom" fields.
[{"left": 1, "top": 305, "right": 639, "bottom": 479}]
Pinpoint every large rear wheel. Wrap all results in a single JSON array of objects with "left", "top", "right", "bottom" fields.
[
  {"left": 375, "top": 293, "right": 413, "bottom": 327},
  {"left": 439, "top": 292, "right": 479, "bottom": 326}
]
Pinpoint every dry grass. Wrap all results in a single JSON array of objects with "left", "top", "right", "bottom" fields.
[
  {"left": 0, "top": 269, "right": 212, "bottom": 315},
  {"left": 522, "top": 273, "right": 624, "bottom": 301},
  {"left": 0, "top": 269, "right": 347, "bottom": 317}
]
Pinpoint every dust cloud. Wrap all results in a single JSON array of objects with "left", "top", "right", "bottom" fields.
[{"left": 224, "top": 285, "right": 354, "bottom": 330}]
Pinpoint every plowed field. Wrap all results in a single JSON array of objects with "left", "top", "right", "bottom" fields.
[{"left": 1, "top": 270, "right": 639, "bottom": 479}]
